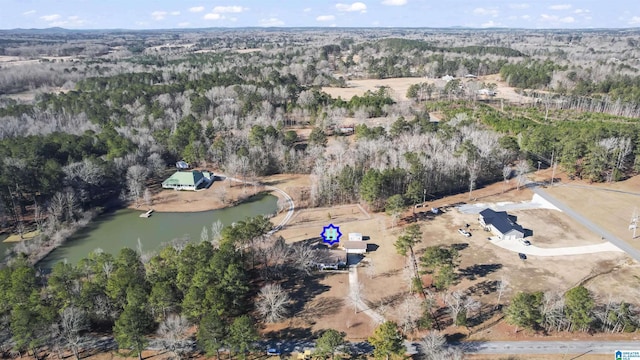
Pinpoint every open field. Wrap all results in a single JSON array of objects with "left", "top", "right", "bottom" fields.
[
  {"left": 321, "top": 74, "right": 533, "bottom": 104},
  {"left": 545, "top": 176, "right": 640, "bottom": 250}
]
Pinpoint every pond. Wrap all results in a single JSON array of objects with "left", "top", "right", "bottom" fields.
[{"left": 37, "top": 193, "right": 277, "bottom": 267}]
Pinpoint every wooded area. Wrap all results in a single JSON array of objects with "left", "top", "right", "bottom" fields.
[{"left": 1, "top": 27, "right": 640, "bottom": 358}]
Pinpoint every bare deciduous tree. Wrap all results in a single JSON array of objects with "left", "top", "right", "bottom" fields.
[
  {"left": 157, "top": 314, "right": 191, "bottom": 360},
  {"left": 348, "top": 281, "right": 364, "bottom": 314},
  {"left": 256, "top": 283, "right": 290, "bottom": 323},
  {"left": 398, "top": 296, "right": 423, "bottom": 333},
  {"left": 126, "top": 165, "right": 149, "bottom": 206},
  {"left": 143, "top": 188, "right": 153, "bottom": 207},
  {"left": 210, "top": 220, "right": 223, "bottom": 247},
  {"left": 59, "top": 306, "right": 88, "bottom": 360},
  {"left": 516, "top": 161, "right": 530, "bottom": 190},
  {"left": 496, "top": 275, "right": 509, "bottom": 309},
  {"left": 502, "top": 165, "right": 511, "bottom": 193},
  {"left": 200, "top": 226, "right": 209, "bottom": 243}
]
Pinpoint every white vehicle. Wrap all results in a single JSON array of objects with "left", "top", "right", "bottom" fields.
[{"left": 458, "top": 229, "right": 471, "bottom": 237}]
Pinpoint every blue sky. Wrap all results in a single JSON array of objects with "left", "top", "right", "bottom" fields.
[{"left": 2, "top": 0, "right": 639, "bottom": 29}]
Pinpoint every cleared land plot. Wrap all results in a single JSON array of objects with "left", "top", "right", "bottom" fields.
[
  {"left": 321, "top": 74, "right": 534, "bottom": 104},
  {"left": 545, "top": 176, "right": 640, "bottom": 250}
]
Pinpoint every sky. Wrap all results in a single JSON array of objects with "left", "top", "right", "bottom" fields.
[{"left": 1, "top": 0, "right": 639, "bottom": 30}]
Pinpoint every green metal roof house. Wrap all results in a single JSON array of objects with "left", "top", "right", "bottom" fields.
[{"left": 162, "top": 170, "right": 207, "bottom": 191}]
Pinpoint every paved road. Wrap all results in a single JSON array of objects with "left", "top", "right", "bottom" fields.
[
  {"left": 533, "top": 187, "right": 640, "bottom": 263},
  {"left": 453, "top": 340, "right": 640, "bottom": 355}
]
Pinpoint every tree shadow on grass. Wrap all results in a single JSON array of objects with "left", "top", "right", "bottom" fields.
[
  {"left": 459, "top": 264, "right": 503, "bottom": 280},
  {"left": 297, "top": 296, "right": 344, "bottom": 324},
  {"left": 282, "top": 273, "right": 331, "bottom": 320},
  {"left": 466, "top": 279, "right": 499, "bottom": 296}
]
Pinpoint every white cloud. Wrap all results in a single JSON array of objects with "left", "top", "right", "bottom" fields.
[
  {"left": 259, "top": 17, "right": 285, "bottom": 26},
  {"left": 381, "top": 0, "right": 407, "bottom": 5},
  {"left": 151, "top": 11, "right": 167, "bottom": 20},
  {"left": 509, "top": 3, "right": 530, "bottom": 9},
  {"left": 48, "top": 15, "right": 87, "bottom": 27},
  {"left": 336, "top": 2, "right": 367, "bottom": 13},
  {"left": 303, "top": 8, "right": 312, "bottom": 12},
  {"left": 630, "top": 16, "right": 640, "bottom": 25},
  {"left": 178, "top": 22, "right": 191, "bottom": 27},
  {"left": 204, "top": 13, "right": 224, "bottom": 20},
  {"left": 481, "top": 20, "right": 501, "bottom": 28},
  {"left": 316, "top": 15, "right": 336, "bottom": 21},
  {"left": 473, "top": 7, "right": 498, "bottom": 17},
  {"left": 189, "top": 6, "right": 205, "bottom": 13},
  {"left": 540, "top": 14, "right": 575, "bottom": 23},
  {"left": 23, "top": 10, "right": 36, "bottom": 15},
  {"left": 40, "top": 14, "right": 61, "bottom": 21},
  {"left": 170, "top": 11, "right": 181, "bottom": 16},
  {"left": 212, "top": 6, "right": 247, "bottom": 13},
  {"left": 549, "top": 4, "right": 572, "bottom": 10},
  {"left": 574, "top": 9, "right": 590, "bottom": 14},
  {"left": 521, "top": 15, "right": 531, "bottom": 20}
]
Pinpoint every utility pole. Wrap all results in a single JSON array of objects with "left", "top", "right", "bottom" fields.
[
  {"left": 537, "top": 161, "right": 541, "bottom": 173},
  {"left": 550, "top": 151, "right": 556, "bottom": 186},
  {"left": 423, "top": 188, "right": 426, "bottom": 204},
  {"left": 631, "top": 208, "right": 639, "bottom": 239}
]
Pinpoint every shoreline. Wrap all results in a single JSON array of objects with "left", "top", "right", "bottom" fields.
[{"left": 126, "top": 177, "right": 281, "bottom": 213}]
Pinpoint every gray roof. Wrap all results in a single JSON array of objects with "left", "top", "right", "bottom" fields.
[
  {"left": 342, "top": 241, "right": 367, "bottom": 250},
  {"left": 479, "top": 208, "right": 524, "bottom": 235}
]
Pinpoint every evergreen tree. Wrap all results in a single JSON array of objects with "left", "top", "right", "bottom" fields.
[
  {"left": 368, "top": 321, "right": 405, "bottom": 360},
  {"left": 228, "top": 315, "right": 258, "bottom": 359},
  {"left": 315, "top": 329, "right": 346, "bottom": 360}
]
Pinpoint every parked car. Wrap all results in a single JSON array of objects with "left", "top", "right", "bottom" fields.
[
  {"left": 519, "top": 253, "right": 527, "bottom": 260},
  {"left": 267, "top": 348, "right": 282, "bottom": 356},
  {"left": 458, "top": 229, "right": 471, "bottom": 237},
  {"left": 519, "top": 239, "right": 531, "bottom": 246}
]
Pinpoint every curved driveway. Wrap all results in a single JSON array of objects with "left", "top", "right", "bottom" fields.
[
  {"left": 533, "top": 187, "right": 640, "bottom": 262},
  {"left": 221, "top": 175, "right": 295, "bottom": 235},
  {"left": 489, "top": 237, "right": 623, "bottom": 256}
]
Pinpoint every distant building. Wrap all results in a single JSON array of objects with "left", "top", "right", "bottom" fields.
[
  {"left": 162, "top": 170, "right": 209, "bottom": 191},
  {"left": 441, "top": 75, "right": 455, "bottom": 82},
  {"left": 464, "top": 74, "right": 477, "bottom": 78},
  {"left": 477, "top": 88, "right": 496, "bottom": 96},
  {"left": 479, "top": 208, "right": 524, "bottom": 241}
]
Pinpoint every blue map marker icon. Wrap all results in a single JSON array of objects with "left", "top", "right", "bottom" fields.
[{"left": 321, "top": 224, "right": 342, "bottom": 246}]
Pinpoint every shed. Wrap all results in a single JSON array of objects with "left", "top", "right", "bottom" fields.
[
  {"left": 349, "top": 233, "right": 363, "bottom": 242},
  {"left": 176, "top": 161, "right": 189, "bottom": 169},
  {"left": 342, "top": 241, "right": 367, "bottom": 254}
]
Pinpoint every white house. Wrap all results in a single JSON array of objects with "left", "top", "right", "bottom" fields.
[
  {"left": 479, "top": 208, "right": 524, "bottom": 241},
  {"left": 162, "top": 170, "right": 207, "bottom": 191},
  {"left": 348, "top": 233, "right": 363, "bottom": 241},
  {"left": 342, "top": 241, "right": 367, "bottom": 254}
]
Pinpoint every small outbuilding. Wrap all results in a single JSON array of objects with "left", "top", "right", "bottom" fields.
[
  {"left": 479, "top": 208, "right": 524, "bottom": 241},
  {"left": 176, "top": 161, "right": 190, "bottom": 170},
  {"left": 348, "top": 233, "right": 363, "bottom": 242}
]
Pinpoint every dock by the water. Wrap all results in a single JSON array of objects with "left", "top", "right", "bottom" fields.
[{"left": 139, "top": 209, "right": 154, "bottom": 218}]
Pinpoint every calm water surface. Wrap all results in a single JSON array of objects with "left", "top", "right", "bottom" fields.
[{"left": 39, "top": 194, "right": 277, "bottom": 267}]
